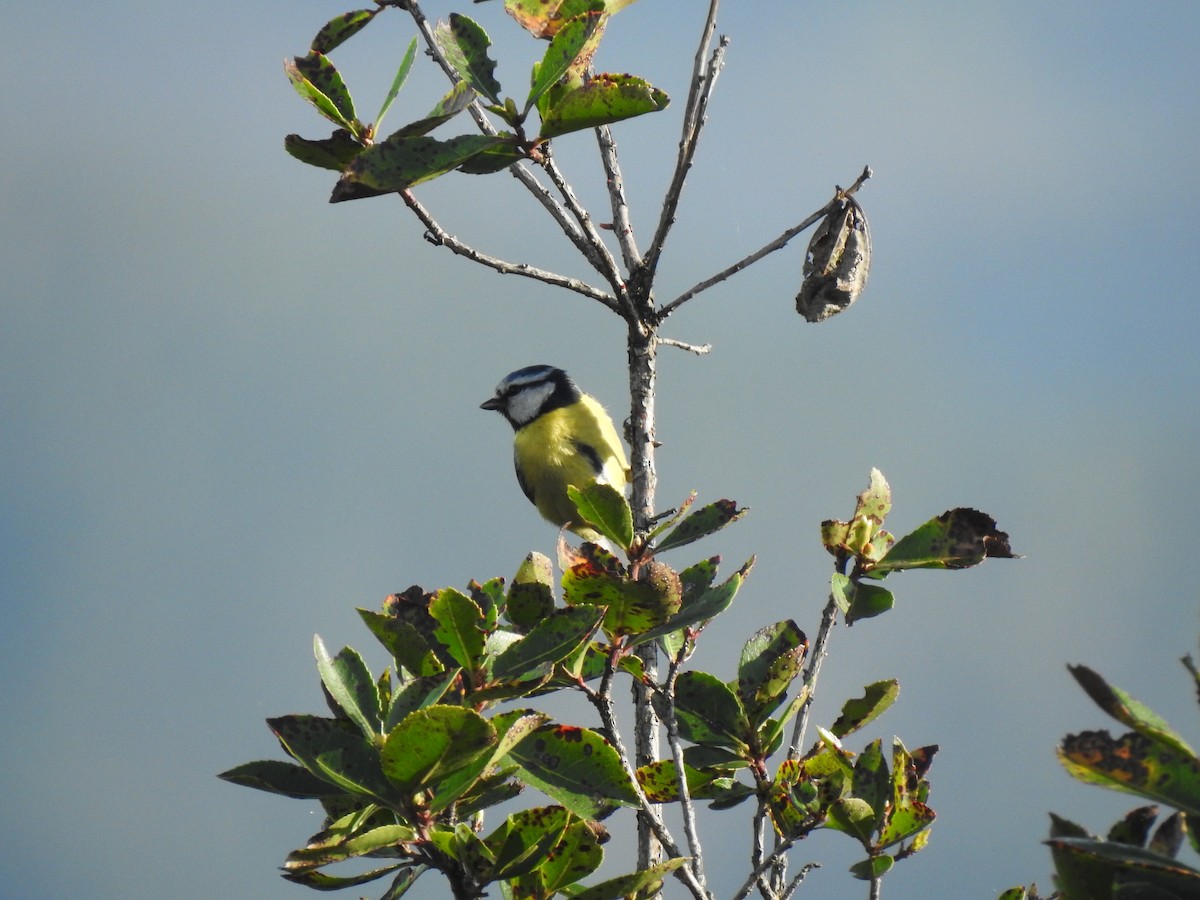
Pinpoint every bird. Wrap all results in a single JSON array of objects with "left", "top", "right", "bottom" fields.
[{"left": 481, "top": 365, "right": 629, "bottom": 541}]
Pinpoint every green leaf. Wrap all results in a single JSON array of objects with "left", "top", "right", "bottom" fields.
[
  {"left": 561, "top": 551, "right": 679, "bottom": 637},
  {"left": 434, "top": 14, "right": 502, "bottom": 105},
  {"left": 1068, "top": 664, "right": 1195, "bottom": 756},
  {"left": 736, "top": 620, "right": 808, "bottom": 728},
  {"left": 879, "top": 739, "right": 936, "bottom": 848},
  {"left": 428, "top": 711, "right": 544, "bottom": 813},
  {"left": 455, "top": 140, "right": 526, "bottom": 175},
  {"left": 503, "top": 0, "right": 607, "bottom": 38},
  {"left": 311, "top": 9, "right": 378, "bottom": 54},
  {"left": 505, "top": 724, "right": 638, "bottom": 818},
  {"left": 570, "top": 859, "right": 690, "bottom": 900},
  {"left": 1047, "top": 836, "right": 1200, "bottom": 896},
  {"left": 870, "top": 508, "right": 1016, "bottom": 574},
  {"left": 268, "top": 714, "right": 393, "bottom": 802},
  {"left": 359, "top": 607, "right": 445, "bottom": 677},
  {"left": 821, "top": 469, "right": 892, "bottom": 557},
  {"left": 395, "top": 80, "right": 476, "bottom": 138},
  {"left": 332, "top": 133, "right": 506, "bottom": 200},
  {"left": 485, "top": 806, "right": 572, "bottom": 880},
  {"left": 492, "top": 606, "right": 605, "bottom": 680},
  {"left": 284, "top": 129, "right": 365, "bottom": 171},
  {"left": 531, "top": 817, "right": 604, "bottom": 892},
  {"left": 539, "top": 73, "right": 669, "bottom": 139},
  {"left": 671, "top": 670, "right": 750, "bottom": 750},
  {"left": 506, "top": 552, "right": 555, "bottom": 630},
  {"left": 678, "top": 554, "right": 719, "bottom": 601},
  {"left": 217, "top": 759, "right": 345, "bottom": 799},
  {"left": 646, "top": 492, "right": 697, "bottom": 541},
  {"left": 1106, "top": 805, "right": 1159, "bottom": 848},
  {"left": 852, "top": 739, "right": 890, "bottom": 826},
  {"left": 286, "top": 53, "right": 359, "bottom": 134},
  {"left": 1058, "top": 729, "right": 1200, "bottom": 817},
  {"left": 315, "top": 636, "right": 382, "bottom": 738},
  {"left": 381, "top": 706, "right": 495, "bottom": 795},
  {"left": 827, "top": 796, "right": 878, "bottom": 844},
  {"left": 635, "top": 758, "right": 725, "bottom": 803},
  {"left": 625, "top": 558, "right": 750, "bottom": 649},
  {"left": 526, "top": 11, "right": 603, "bottom": 112},
  {"left": 285, "top": 823, "right": 418, "bottom": 870},
  {"left": 430, "top": 588, "right": 486, "bottom": 672},
  {"left": 653, "top": 498, "right": 745, "bottom": 553},
  {"left": 376, "top": 36, "right": 418, "bottom": 131},
  {"left": 843, "top": 580, "right": 895, "bottom": 625},
  {"left": 848, "top": 855, "right": 894, "bottom": 881},
  {"left": 831, "top": 680, "right": 900, "bottom": 738},
  {"left": 567, "top": 483, "right": 634, "bottom": 550},
  {"left": 384, "top": 670, "right": 460, "bottom": 732},
  {"left": 282, "top": 864, "right": 409, "bottom": 890}
]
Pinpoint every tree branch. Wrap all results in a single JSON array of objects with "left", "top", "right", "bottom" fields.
[
  {"left": 400, "top": 190, "right": 620, "bottom": 311},
  {"left": 663, "top": 655, "right": 708, "bottom": 895},
  {"left": 400, "top": 0, "right": 624, "bottom": 294},
  {"left": 786, "top": 593, "right": 839, "bottom": 760},
  {"left": 657, "top": 166, "right": 871, "bottom": 320},
  {"left": 639, "top": 0, "right": 728, "bottom": 288},
  {"left": 538, "top": 151, "right": 634, "bottom": 314},
  {"left": 596, "top": 124, "right": 641, "bottom": 272},
  {"left": 579, "top": 663, "right": 710, "bottom": 900}
]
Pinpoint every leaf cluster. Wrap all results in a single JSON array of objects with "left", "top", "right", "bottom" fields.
[
  {"left": 821, "top": 468, "right": 1017, "bottom": 624},
  {"left": 1006, "top": 660, "right": 1200, "bottom": 899},
  {"left": 282, "top": 1, "right": 668, "bottom": 202}
]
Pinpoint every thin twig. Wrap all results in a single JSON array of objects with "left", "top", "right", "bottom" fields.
[
  {"left": 660, "top": 204, "right": 830, "bottom": 319},
  {"left": 787, "top": 594, "right": 839, "bottom": 760},
  {"left": 658, "top": 165, "right": 872, "bottom": 319},
  {"left": 781, "top": 863, "right": 820, "bottom": 900},
  {"left": 750, "top": 800, "right": 769, "bottom": 899},
  {"left": 663, "top": 656, "right": 708, "bottom": 895},
  {"left": 656, "top": 336, "right": 711, "bottom": 355},
  {"left": 730, "top": 836, "right": 800, "bottom": 900},
  {"left": 400, "top": 1, "right": 621, "bottom": 292},
  {"left": 539, "top": 152, "right": 633, "bottom": 313},
  {"left": 401, "top": 191, "right": 620, "bottom": 310},
  {"left": 641, "top": 21, "right": 729, "bottom": 285},
  {"left": 595, "top": 124, "right": 641, "bottom": 271},
  {"left": 578, "top": 666, "right": 710, "bottom": 900}
]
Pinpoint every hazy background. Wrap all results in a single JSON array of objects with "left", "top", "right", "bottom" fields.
[{"left": 4, "top": 2, "right": 1199, "bottom": 898}]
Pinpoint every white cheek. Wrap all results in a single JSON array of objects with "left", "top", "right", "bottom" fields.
[{"left": 508, "top": 382, "right": 555, "bottom": 426}]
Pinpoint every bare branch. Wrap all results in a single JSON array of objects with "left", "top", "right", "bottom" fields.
[
  {"left": 786, "top": 593, "right": 839, "bottom": 759},
  {"left": 579, "top": 663, "right": 711, "bottom": 900},
  {"left": 731, "top": 835, "right": 800, "bottom": 900},
  {"left": 641, "top": 6, "right": 729, "bottom": 285},
  {"left": 663, "top": 657, "right": 709, "bottom": 895},
  {"left": 400, "top": 190, "right": 620, "bottom": 311},
  {"left": 658, "top": 166, "right": 871, "bottom": 318},
  {"left": 682, "top": 0, "right": 722, "bottom": 145},
  {"left": 657, "top": 202, "right": 832, "bottom": 320},
  {"left": 656, "top": 336, "right": 711, "bottom": 355},
  {"left": 596, "top": 124, "right": 641, "bottom": 270},
  {"left": 539, "top": 152, "right": 634, "bottom": 313},
  {"left": 400, "top": 0, "right": 627, "bottom": 293},
  {"left": 781, "top": 864, "right": 821, "bottom": 900}
]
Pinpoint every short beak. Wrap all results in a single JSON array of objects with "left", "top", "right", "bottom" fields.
[{"left": 480, "top": 397, "right": 501, "bottom": 411}]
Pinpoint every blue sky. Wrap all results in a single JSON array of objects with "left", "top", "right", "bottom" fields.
[{"left": 3, "top": 2, "right": 1199, "bottom": 898}]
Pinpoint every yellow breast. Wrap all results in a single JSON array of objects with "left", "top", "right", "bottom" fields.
[{"left": 512, "top": 395, "right": 629, "bottom": 533}]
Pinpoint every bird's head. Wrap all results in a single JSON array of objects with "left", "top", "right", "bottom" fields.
[{"left": 481, "top": 365, "right": 581, "bottom": 430}]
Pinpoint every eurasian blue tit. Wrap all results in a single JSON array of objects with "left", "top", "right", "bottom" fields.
[{"left": 481, "top": 365, "right": 629, "bottom": 541}]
